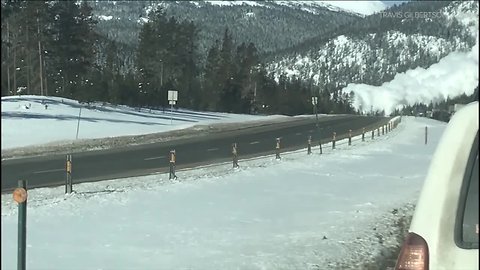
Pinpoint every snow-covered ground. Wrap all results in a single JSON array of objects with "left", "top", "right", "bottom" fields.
[
  {"left": 1, "top": 115, "right": 446, "bottom": 269},
  {"left": 1, "top": 95, "right": 290, "bottom": 152}
]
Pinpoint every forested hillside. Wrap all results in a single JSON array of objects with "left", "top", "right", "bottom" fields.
[
  {"left": 266, "top": 1, "right": 477, "bottom": 94},
  {"left": 89, "top": 0, "right": 361, "bottom": 69},
  {"left": 1, "top": 0, "right": 363, "bottom": 116},
  {"left": 2, "top": 1, "right": 476, "bottom": 117}
]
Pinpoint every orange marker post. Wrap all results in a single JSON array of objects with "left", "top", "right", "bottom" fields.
[
  {"left": 332, "top": 132, "right": 336, "bottom": 149},
  {"left": 169, "top": 150, "right": 177, "bottom": 180}
]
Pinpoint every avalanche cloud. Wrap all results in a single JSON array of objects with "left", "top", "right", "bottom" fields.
[{"left": 344, "top": 36, "right": 479, "bottom": 115}]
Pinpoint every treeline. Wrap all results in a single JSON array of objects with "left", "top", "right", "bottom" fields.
[
  {"left": 1, "top": 1, "right": 356, "bottom": 116},
  {"left": 1, "top": 0, "right": 98, "bottom": 99}
]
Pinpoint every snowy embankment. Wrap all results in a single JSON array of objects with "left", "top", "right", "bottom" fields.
[
  {"left": 1, "top": 116, "right": 446, "bottom": 270},
  {"left": 1, "top": 95, "right": 299, "bottom": 158}
]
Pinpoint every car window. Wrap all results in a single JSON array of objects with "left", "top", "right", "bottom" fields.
[
  {"left": 456, "top": 132, "right": 479, "bottom": 249},
  {"left": 462, "top": 153, "right": 478, "bottom": 245}
]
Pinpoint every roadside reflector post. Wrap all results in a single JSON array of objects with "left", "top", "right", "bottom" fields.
[
  {"left": 169, "top": 150, "right": 177, "bottom": 180},
  {"left": 14, "top": 180, "right": 27, "bottom": 270},
  {"left": 362, "top": 128, "right": 365, "bottom": 142},
  {"left": 371, "top": 130, "right": 374, "bottom": 140},
  {"left": 232, "top": 143, "right": 239, "bottom": 168},
  {"left": 348, "top": 129, "right": 352, "bottom": 146},
  {"left": 65, "top": 154, "right": 73, "bottom": 194},
  {"left": 319, "top": 139, "right": 323, "bottom": 154},
  {"left": 425, "top": 126, "right": 428, "bottom": 145},
  {"left": 275, "top": 138, "right": 281, "bottom": 160},
  {"left": 307, "top": 136, "right": 312, "bottom": 155},
  {"left": 332, "top": 132, "right": 336, "bottom": 149}
]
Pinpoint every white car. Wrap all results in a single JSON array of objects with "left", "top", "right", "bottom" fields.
[{"left": 395, "top": 101, "right": 478, "bottom": 270}]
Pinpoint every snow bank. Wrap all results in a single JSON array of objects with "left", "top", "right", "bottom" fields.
[{"left": 1, "top": 116, "right": 447, "bottom": 269}]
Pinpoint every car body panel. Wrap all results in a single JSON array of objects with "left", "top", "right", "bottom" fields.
[{"left": 408, "top": 101, "right": 479, "bottom": 270}]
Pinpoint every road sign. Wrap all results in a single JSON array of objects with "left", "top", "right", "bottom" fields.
[
  {"left": 168, "top": 90, "right": 178, "bottom": 125},
  {"left": 168, "top": 90, "right": 178, "bottom": 101}
]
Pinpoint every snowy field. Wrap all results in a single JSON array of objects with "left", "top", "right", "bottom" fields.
[
  {"left": 1, "top": 115, "right": 446, "bottom": 270},
  {"left": 1, "top": 95, "right": 291, "bottom": 152}
]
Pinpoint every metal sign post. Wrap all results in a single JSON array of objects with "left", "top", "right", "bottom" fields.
[
  {"left": 307, "top": 136, "right": 312, "bottom": 155},
  {"left": 311, "top": 96, "right": 318, "bottom": 127},
  {"left": 13, "top": 180, "right": 27, "bottom": 270},
  {"left": 311, "top": 96, "right": 321, "bottom": 154},
  {"left": 75, "top": 106, "right": 82, "bottom": 139},
  {"left": 168, "top": 90, "right": 178, "bottom": 125},
  {"left": 425, "top": 126, "right": 428, "bottom": 145}
]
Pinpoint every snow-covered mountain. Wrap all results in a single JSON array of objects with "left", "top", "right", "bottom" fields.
[
  {"left": 265, "top": 1, "right": 478, "bottom": 96},
  {"left": 201, "top": 1, "right": 388, "bottom": 16},
  {"left": 91, "top": 0, "right": 362, "bottom": 64},
  {"left": 316, "top": 1, "right": 388, "bottom": 16}
]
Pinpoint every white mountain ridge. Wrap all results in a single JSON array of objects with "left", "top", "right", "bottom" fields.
[
  {"left": 264, "top": 1, "right": 478, "bottom": 114},
  {"left": 200, "top": 1, "right": 386, "bottom": 16},
  {"left": 95, "top": 1, "right": 386, "bottom": 22}
]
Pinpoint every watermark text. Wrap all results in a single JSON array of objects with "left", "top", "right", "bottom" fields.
[{"left": 380, "top": 11, "right": 445, "bottom": 19}]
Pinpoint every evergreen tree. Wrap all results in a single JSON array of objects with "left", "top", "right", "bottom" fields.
[
  {"left": 217, "top": 28, "right": 234, "bottom": 109},
  {"left": 47, "top": 0, "right": 98, "bottom": 98},
  {"left": 202, "top": 40, "right": 222, "bottom": 111},
  {"left": 136, "top": 7, "right": 200, "bottom": 109}
]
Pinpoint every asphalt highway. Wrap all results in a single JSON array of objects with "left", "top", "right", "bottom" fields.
[{"left": 1, "top": 115, "right": 389, "bottom": 192}]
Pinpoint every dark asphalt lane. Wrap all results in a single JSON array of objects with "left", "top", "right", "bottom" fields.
[{"left": 1, "top": 115, "right": 389, "bottom": 192}]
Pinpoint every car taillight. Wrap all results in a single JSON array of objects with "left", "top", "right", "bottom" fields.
[{"left": 395, "top": 232, "right": 429, "bottom": 270}]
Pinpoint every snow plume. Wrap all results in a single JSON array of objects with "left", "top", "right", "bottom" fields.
[{"left": 344, "top": 36, "right": 479, "bottom": 115}]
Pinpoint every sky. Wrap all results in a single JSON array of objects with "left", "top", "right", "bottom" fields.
[{"left": 1, "top": 111, "right": 447, "bottom": 269}]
